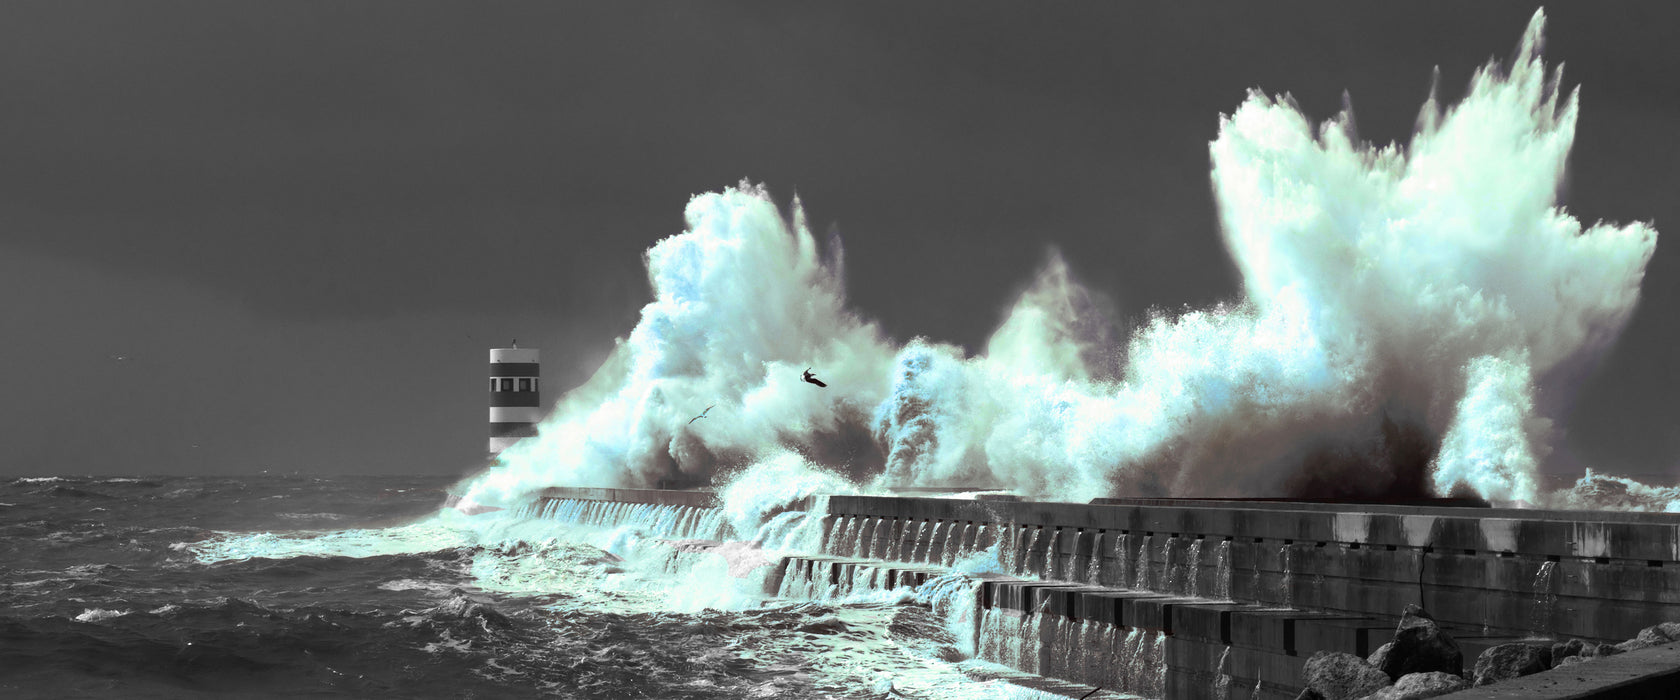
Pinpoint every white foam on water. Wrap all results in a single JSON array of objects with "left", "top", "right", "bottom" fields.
[{"left": 74, "top": 608, "right": 129, "bottom": 623}]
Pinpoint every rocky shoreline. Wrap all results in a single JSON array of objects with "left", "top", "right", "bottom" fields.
[{"left": 1298, "top": 605, "right": 1680, "bottom": 699}]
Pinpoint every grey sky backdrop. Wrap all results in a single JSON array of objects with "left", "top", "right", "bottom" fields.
[{"left": 0, "top": 2, "right": 1674, "bottom": 479}]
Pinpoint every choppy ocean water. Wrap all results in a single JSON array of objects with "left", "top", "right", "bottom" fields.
[{"left": 0, "top": 475, "right": 1086, "bottom": 699}]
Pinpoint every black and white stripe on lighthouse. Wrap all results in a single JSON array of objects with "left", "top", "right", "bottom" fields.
[{"left": 488, "top": 342, "right": 540, "bottom": 455}]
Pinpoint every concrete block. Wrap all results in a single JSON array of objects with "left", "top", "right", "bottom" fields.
[
  {"left": 1040, "top": 585, "right": 1107, "bottom": 618},
  {"left": 1295, "top": 575, "right": 1424, "bottom": 617},
  {"left": 1074, "top": 591, "right": 1131, "bottom": 626},
  {"left": 1165, "top": 667, "right": 1228, "bottom": 700},
  {"left": 1293, "top": 616, "right": 1394, "bottom": 657},
  {"left": 1166, "top": 636, "right": 1236, "bottom": 700},
  {"left": 992, "top": 580, "right": 1081, "bottom": 613},
  {"left": 1228, "top": 644, "right": 1308, "bottom": 687},
  {"left": 1165, "top": 634, "right": 1230, "bottom": 671},
  {"left": 762, "top": 556, "right": 792, "bottom": 595},
  {"left": 1095, "top": 556, "right": 1131, "bottom": 587},
  {"left": 1553, "top": 558, "right": 1680, "bottom": 604},
  {"left": 1093, "top": 590, "right": 1171, "bottom": 628},
  {"left": 1127, "top": 596, "right": 1201, "bottom": 633},
  {"left": 1229, "top": 609, "right": 1365, "bottom": 655},
  {"left": 1530, "top": 595, "right": 1680, "bottom": 643},
  {"left": 1172, "top": 603, "right": 1253, "bottom": 644},
  {"left": 887, "top": 568, "right": 942, "bottom": 589}
]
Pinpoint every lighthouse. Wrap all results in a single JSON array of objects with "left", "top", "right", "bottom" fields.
[{"left": 488, "top": 342, "right": 540, "bottom": 454}]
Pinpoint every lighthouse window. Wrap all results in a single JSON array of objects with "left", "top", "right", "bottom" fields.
[
  {"left": 489, "top": 378, "right": 498, "bottom": 392},
  {"left": 500, "top": 378, "right": 514, "bottom": 392},
  {"left": 518, "top": 378, "right": 532, "bottom": 392}
]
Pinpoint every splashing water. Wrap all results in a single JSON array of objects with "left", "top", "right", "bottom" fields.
[
  {"left": 1020, "top": 527, "right": 1044, "bottom": 577},
  {"left": 1133, "top": 536, "right": 1152, "bottom": 591},
  {"left": 295, "top": 22, "right": 1677, "bottom": 693},
  {"left": 1085, "top": 532, "right": 1104, "bottom": 586},
  {"left": 854, "top": 518, "right": 875, "bottom": 559},
  {"left": 451, "top": 10, "right": 1657, "bottom": 512},
  {"left": 823, "top": 515, "right": 849, "bottom": 555},
  {"left": 918, "top": 521, "right": 939, "bottom": 564},
  {"left": 1214, "top": 540, "right": 1233, "bottom": 600},
  {"left": 1214, "top": 645, "right": 1233, "bottom": 699},
  {"left": 1531, "top": 559, "right": 1558, "bottom": 637},
  {"left": 1552, "top": 470, "right": 1680, "bottom": 512},
  {"left": 1045, "top": 529, "right": 1062, "bottom": 580},
  {"left": 1114, "top": 533, "right": 1131, "bottom": 588},
  {"left": 1279, "top": 544, "right": 1295, "bottom": 607},
  {"left": 1161, "top": 536, "right": 1180, "bottom": 594},
  {"left": 1116, "top": 628, "right": 1143, "bottom": 693},
  {"left": 1186, "top": 538, "right": 1204, "bottom": 597},
  {"left": 941, "top": 522, "right": 963, "bottom": 566}
]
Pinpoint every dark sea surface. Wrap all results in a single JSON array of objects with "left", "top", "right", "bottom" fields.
[{"left": 0, "top": 475, "right": 1064, "bottom": 700}]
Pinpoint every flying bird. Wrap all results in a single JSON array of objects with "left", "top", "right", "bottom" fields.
[
  {"left": 688, "top": 405, "right": 714, "bottom": 424},
  {"left": 801, "top": 368, "right": 827, "bottom": 388}
]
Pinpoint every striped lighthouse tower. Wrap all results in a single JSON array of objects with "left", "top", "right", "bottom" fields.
[{"left": 488, "top": 341, "right": 540, "bottom": 454}]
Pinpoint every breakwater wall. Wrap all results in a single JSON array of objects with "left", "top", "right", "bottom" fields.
[
  {"left": 536, "top": 486, "right": 719, "bottom": 509},
  {"left": 532, "top": 487, "right": 1680, "bottom": 698}
]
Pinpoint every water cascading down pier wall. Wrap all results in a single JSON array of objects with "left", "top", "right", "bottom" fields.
[{"left": 533, "top": 487, "right": 1680, "bottom": 699}]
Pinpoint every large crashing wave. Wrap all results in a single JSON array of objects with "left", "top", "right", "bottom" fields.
[
  {"left": 461, "top": 10, "right": 1657, "bottom": 509},
  {"left": 465, "top": 185, "right": 897, "bottom": 507},
  {"left": 1198, "top": 9, "right": 1654, "bottom": 504}
]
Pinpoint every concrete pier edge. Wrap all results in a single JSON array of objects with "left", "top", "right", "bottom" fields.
[{"left": 533, "top": 487, "right": 1680, "bottom": 699}]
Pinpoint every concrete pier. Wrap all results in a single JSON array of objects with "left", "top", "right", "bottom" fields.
[{"left": 533, "top": 488, "right": 1680, "bottom": 698}]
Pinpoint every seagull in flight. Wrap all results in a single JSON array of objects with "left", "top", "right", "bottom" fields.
[
  {"left": 801, "top": 368, "right": 827, "bottom": 388},
  {"left": 688, "top": 405, "right": 714, "bottom": 424}
]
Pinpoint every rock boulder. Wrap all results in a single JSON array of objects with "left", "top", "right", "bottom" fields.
[
  {"left": 1305, "top": 651, "right": 1392, "bottom": 700},
  {"left": 1471, "top": 643, "right": 1552, "bottom": 686},
  {"left": 1379, "top": 605, "right": 1463, "bottom": 680},
  {"left": 1359, "top": 671, "right": 1470, "bottom": 700},
  {"left": 1367, "top": 642, "right": 1393, "bottom": 668}
]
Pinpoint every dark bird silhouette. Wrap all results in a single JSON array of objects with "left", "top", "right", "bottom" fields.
[
  {"left": 801, "top": 368, "right": 827, "bottom": 388},
  {"left": 688, "top": 405, "right": 714, "bottom": 424}
]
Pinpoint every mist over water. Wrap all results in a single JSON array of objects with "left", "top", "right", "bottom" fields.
[{"left": 462, "top": 10, "right": 1660, "bottom": 511}]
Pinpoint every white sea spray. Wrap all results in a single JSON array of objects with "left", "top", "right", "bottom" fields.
[{"left": 453, "top": 10, "right": 1659, "bottom": 508}]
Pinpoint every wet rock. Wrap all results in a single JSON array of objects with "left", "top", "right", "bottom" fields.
[
  {"left": 1594, "top": 642, "right": 1624, "bottom": 657},
  {"left": 1556, "top": 655, "right": 1591, "bottom": 668},
  {"left": 796, "top": 615, "right": 850, "bottom": 635},
  {"left": 1367, "top": 642, "right": 1393, "bottom": 668},
  {"left": 1304, "top": 651, "right": 1392, "bottom": 700},
  {"left": 1359, "top": 671, "right": 1469, "bottom": 699},
  {"left": 1634, "top": 622, "right": 1680, "bottom": 645},
  {"left": 1472, "top": 643, "right": 1551, "bottom": 686},
  {"left": 1613, "top": 622, "right": 1680, "bottom": 652},
  {"left": 1379, "top": 605, "right": 1462, "bottom": 680},
  {"left": 586, "top": 550, "right": 625, "bottom": 566},
  {"left": 1616, "top": 638, "right": 1655, "bottom": 652},
  {"left": 1550, "top": 638, "right": 1587, "bottom": 662},
  {"left": 431, "top": 590, "right": 512, "bottom": 629}
]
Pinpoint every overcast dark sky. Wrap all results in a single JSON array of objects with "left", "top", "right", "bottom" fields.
[{"left": 1, "top": 2, "right": 1674, "bottom": 478}]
